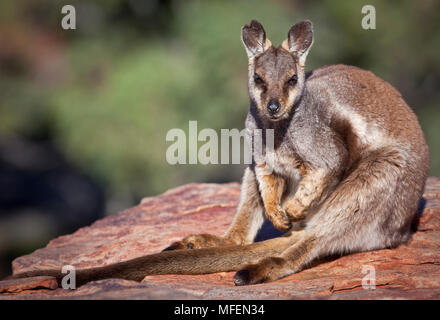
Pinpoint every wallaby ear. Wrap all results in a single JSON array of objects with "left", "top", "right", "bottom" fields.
[
  {"left": 241, "top": 20, "right": 272, "bottom": 59},
  {"left": 282, "top": 20, "right": 314, "bottom": 66}
]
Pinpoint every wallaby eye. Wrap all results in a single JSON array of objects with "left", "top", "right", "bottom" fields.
[
  {"left": 287, "top": 74, "right": 298, "bottom": 86},
  {"left": 253, "top": 74, "right": 264, "bottom": 85}
]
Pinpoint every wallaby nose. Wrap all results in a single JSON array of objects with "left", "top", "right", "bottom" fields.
[{"left": 267, "top": 101, "right": 280, "bottom": 115}]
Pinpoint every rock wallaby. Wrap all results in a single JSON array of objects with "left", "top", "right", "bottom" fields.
[{"left": 10, "top": 20, "right": 429, "bottom": 286}]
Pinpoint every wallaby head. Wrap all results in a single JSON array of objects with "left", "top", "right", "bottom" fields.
[{"left": 241, "top": 20, "right": 313, "bottom": 122}]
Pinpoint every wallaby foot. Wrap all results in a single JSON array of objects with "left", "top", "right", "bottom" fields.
[
  {"left": 234, "top": 232, "right": 316, "bottom": 285},
  {"left": 234, "top": 257, "right": 286, "bottom": 285},
  {"left": 162, "top": 233, "right": 235, "bottom": 251}
]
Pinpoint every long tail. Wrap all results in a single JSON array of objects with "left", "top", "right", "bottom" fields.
[{"left": 8, "top": 237, "right": 292, "bottom": 287}]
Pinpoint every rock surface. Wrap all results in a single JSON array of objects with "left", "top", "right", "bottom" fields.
[
  {"left": 1, "top": 178, "right": 439, "bottom": 299},
  {"left": 0, "top": 276, "right": 57, "bottom": 294}
]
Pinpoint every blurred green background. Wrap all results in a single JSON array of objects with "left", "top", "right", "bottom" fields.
[{"left": 0, "top": 0, "right": 439, "bottom": 277}]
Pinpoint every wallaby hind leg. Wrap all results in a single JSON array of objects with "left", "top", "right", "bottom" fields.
[
  {"left": 234, "top": 148, "right": 423, "bottom": 285},
  {"left": 234, "top": 232, "right": 315, "bottom": 285},
  {"left": 163, "top": 167, "right": 266, "bottom": 251}
]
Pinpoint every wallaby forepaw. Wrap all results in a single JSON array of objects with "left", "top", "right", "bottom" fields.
[
  {"left": 266, "top": 206, "right": 291, "bottom": 231},
  {"left": 283, "top": 201, "right": 306, "bottom": 222}
]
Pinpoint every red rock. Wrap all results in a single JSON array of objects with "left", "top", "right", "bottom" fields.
[
  {"left": 11, "top": 182, "right": 241, "bottom": 274},
  {"left": 1, "top": 178, "right": 439, "bottom": 299},
  {"left": 0, "top": 276, "right": 57, "bottom": 294}
]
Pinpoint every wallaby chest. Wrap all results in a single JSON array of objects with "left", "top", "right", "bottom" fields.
[{"left": 264, "top": 140, "right": 303, "bottom": 180}]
